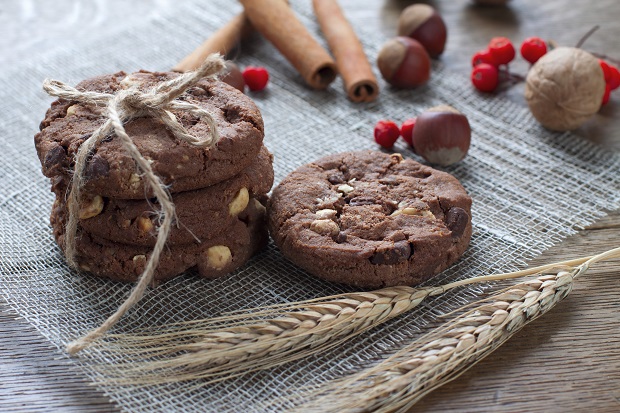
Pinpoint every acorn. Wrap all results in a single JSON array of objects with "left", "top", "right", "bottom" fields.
[
  {"left": 397, "top": 4, "right": 447, "bottom": 58},
  {"left": 377, "top": 37, "right": 431, "bottom": 88},
  {"left": 411, "top": 105, "right": 471, "bottom": 166}
]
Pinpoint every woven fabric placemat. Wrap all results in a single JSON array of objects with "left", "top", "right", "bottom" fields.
[{"left": 1, "top": 1, "right": 620, "bottom": 411}]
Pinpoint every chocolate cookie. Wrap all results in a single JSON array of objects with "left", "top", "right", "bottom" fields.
[
  {"left": 52, "top": 146, "right": 273, "bottom": 246},
  {"left": 51, "top": 199, "right": 268, "bottom": 283},
  {"left": 267, "top": 150, "right": 472, "bottom": 289},
  {"left": 35, "top": 70, "right": 264, "bottom": 199}
]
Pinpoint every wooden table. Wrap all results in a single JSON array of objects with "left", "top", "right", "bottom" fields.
[{"left": 2, "top": 0, "right": 619, "bottom": 411}]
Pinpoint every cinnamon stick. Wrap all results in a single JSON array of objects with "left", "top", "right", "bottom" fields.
[
  {"left": 173, "top": 13, "right": 253, "bottom": 72},
  {"left": 312, "top": 0, "right": 379, "bottom": 102},
  {"left": 239, "top": 0, "right": 337, "bottom": 89}
]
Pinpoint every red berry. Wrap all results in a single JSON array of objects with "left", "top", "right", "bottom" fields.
[
  {"left": 242, "top": 66, "right": 269, "bottom": 91},
  {"left": 600, "top": 59, "right": 612, "bottom": 82},
  {"left": 471, "top": 63, "right": 499, "bottom": 92},
  {"left": 609, "top": 65, "right": 620, "bottom": 90},
  {"left": 471, "top": 49, "right": 497, "bottom": 67},
  {"left": 488, "top": 37, "right": 516, "bottom": 65},
  {"left": 520, "top": 37, "right": 547, "bottom": 64},
  {"left": 602, "top": 84, "right": 611, "bottom": 106},
  {"left": 374, "top": 120, "right": 400, "bottom": 149},
  {"left": 400, "top": 118, "right": 417, "bottom": 146}
]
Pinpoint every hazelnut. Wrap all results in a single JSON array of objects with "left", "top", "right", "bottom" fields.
[
  {"left": 129, "top": 173, "right": 141, "bottom": 189},
  {"left": 390, "top": 153, "right": 404, "bottom": 163},
  {"left": 337, "top": 183, "right": 355, "bottom": 194},
  {"left": 132, "top": 255, "right": 147, "bottom": 274},
  {"left": 137, "top": 216, "right": 154, "bottom": 233},
  {"left": 392, "top": 207, "right": 435, "bottom": 218},
  {"left": 220, "top": 61, "right": 245, "bottom": 93},
  {"left": 525, "top": 47, "right": 606, "bottom": 131},
  {"left": 377, "top": 37, "right": 431, "bottom": 88},
  {"left": 132, "top": 254, "right": 146, "bottom": 264},
  {"left": 78, "top": 195, "right": 104, "bottom": 219},
  {"left": 65, "top": 104, "right": 78, "bottom": 117},
  {"left": 310, "top": 219, "right": 340, "bottom": 236},
  {"left": 316, "top": 209, "right": 337, "bottom": 219},
  {"left": 229, "top": 187, "right": 250, "bottom": 216},
  {"left": 398, "top": 4, "right": 447, "bottom": 58},
  {"left": 205, "top": 245, "right": 232, "bottom": 270},
  {"left": 411, "top": 105, "right": 471, "bottom": 166}
]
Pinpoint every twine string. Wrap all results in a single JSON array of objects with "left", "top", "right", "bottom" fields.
[{"left": 41, "top": 54, "right": 225, "bottom": 355}]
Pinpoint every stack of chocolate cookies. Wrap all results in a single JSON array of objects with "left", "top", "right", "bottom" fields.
[{"left": 35, "top": 70, "right": 273, "bottom": 283}]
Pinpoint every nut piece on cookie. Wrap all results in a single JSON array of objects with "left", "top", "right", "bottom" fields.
[
  {"left": 129, "top": 173, "right": 141, "bottom": 190},
  {"left": 316, "top": 209, "right": 337, "bottom": 219},
  {"left": 78, "top": 195, "right": 104, "bottom": 219},
  {"left": 391, "top": 207, "right": 435, "bottom": 218},
  {"left": 66, "top": 104, "right": 79, "bottom": 117},
  {"left": 229, "top": 187, "right": 250, "bottom": 216},
  {"left": 310, "top": 219, "right": 340, "bottom": 236},
  {"left": 132, "top": 254, "right": 146, "bottom": 264},
  {"left": 136, "top": 216, "right": 154, "bottom": 233},
  {"left": 206, "top": 245, "right": 232, "bottom": 269},
  {"left": 337, "top": 183, "right": 355, "bottom": 194}
]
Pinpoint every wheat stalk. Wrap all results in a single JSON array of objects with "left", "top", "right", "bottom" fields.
[
  {"left": 94, "top": 247, "right": 619, "bottom": 386},
  {"left": 288, "top": 246, "right": 620, "bottom": 413}
]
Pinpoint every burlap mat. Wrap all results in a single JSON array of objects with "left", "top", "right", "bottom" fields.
[{"left": 1, "top": 1, "right": 620, "bottom": 411}]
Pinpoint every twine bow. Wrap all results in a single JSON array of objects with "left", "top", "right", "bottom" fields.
[{"left": 42, "top": 54, "right": 226, "bottom": 355}]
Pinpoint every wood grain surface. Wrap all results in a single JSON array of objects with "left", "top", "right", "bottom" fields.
[{"left": 1, "top": 0, "right": 619, "bottom": 412}]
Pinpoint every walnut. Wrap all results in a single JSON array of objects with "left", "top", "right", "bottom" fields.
[{"left": 525, "top": 47, "right": 606, "bottom": 131}]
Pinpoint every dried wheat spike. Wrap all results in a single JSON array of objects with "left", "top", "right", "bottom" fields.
[
  {"left": 291, "top": 263, "right": 596, "bottom": 413},
  {"left": 97, "top": 285, "right": 439, "bottom": 384}
]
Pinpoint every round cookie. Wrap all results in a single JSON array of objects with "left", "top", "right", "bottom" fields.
[
  {"left": 51, "top": 199, "right": 268, "bottom": 283},
  {"left": 52, "top": 146, "right": 273, "bottom": 247},
  {"left": 35, "top": 70, "right": 264, "bottom": 199},
  {"left": 267, "top": 150, "right": 472, "bottom": 289}
]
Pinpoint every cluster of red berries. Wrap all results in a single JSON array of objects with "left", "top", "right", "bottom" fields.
[
  {"left": 599, "top": 59, "right": 620, "bottom": 105},
  {"left": 373, "top": 119, "right": 416, "bottom": 149},
  {"left": 242, "top": 66, "right": 269, "bottom": 91},
  {"left": 471, "top": 36, "right": 546, "bottom": 93}
]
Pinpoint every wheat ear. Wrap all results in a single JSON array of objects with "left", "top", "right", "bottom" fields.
[
  {"left": 290, "top": 246, "right": 620, "bottom": 413},
  {"left": 92, "top": 249, "right": 614, "bottom": 386}
]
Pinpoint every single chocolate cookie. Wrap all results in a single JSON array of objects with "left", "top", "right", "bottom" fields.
[
  {"left": 52, "top": 146, "right": 273, "bottom": 246},
  {"left": 51, "top": 198, "right": 268, "bottom": 283},
  {"left": 268, "top": 150, "right": 472, "bottom": 289},
  {"left": 35, "top": 70, "right": 264, "bottom": 199}
]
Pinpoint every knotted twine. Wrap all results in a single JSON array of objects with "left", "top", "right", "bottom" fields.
[{"left": 42, "top": 54, "right": 226, "bottom": 355}]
